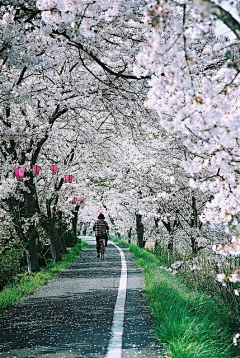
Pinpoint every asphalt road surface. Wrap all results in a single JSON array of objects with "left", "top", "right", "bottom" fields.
[{"left": 0, "top": 237, "right": 167, "bottom": 358}]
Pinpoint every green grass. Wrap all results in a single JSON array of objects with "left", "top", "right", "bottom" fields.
[
  {"left": 111, "top": 238, "right": 239, "bottom": 358},
  {"left": 0, "top": 241, "right": 87, "bottom": 311}
]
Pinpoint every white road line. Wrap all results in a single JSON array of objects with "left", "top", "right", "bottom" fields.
[{"left": 106, "top": 242, "right": 127, "bottom": 358}]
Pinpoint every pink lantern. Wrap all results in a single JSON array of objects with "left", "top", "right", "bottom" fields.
[
  {"left": 64, "top": 175, "right": 73, "bottom": 183},
  {"left": 71, "top": 197, "right": 77, "bottom": 204},
  {"left": 80, "top": 199, "right": 85, "bottom": 208},
  {"left": 14, "top": 168, "right": 25, "bottom": 181},
  {"left": 50, "top": 165, "right": 58, "bottom": 174},
  {"left": 32, "top": 165, "right": 41, "bottom": 176}
]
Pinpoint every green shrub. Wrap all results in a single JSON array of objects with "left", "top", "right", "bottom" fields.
[
  {"left": 0, "top": 248, "right": 24, "bottom": 289},
  {"left": 64, "top": 229, "right": 78, "bottom": 247}
]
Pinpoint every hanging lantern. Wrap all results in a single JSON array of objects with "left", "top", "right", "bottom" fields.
[
  {"left": 64, "top": 175, "right": 73, "bottom": 183},
  {"left": 50, "top": 165, "right": 58, "bottom": 174},
  {"left": 14, "top": 168, "right": 25, "bottom": 181},
  {"left": 71, "top": 197, "right": 77, "bottom": 204},
  {"left": 32, "top": 165, "right": 41, "bottom": 177}
]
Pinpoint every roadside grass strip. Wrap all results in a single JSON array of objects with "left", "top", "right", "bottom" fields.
[
  {"left": 0, "top": 242, "right": 87, "bottom": 311},
  {"left": 111, "top": 239, "right": 239, "bottom": 358}
]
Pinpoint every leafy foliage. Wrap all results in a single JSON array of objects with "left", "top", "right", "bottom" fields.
[{"left": 0, "top": 248, "right": 24, "bottom": 290}]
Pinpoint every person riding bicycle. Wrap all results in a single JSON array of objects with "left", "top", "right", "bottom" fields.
[{"left": 93, "top": 213, "right": 109, "bottom": 258}]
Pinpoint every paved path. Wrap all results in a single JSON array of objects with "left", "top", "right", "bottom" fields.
[{"left": 0, "top": 237, "right": 166, "bottom": 358}]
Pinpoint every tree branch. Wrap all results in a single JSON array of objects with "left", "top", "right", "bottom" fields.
[
  {"left": 16, "top": 66, "right": 27, "bottom": 86},
  {"left": 52, "top": 30, "right": 150, "bottom": 80},
  {"left": 194, "top": 0, "right": 240, "bottom": 39}
]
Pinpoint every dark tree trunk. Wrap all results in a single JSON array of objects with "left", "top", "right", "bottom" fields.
[
  {"left": 168, "top": 234, "right": 174, "bottom": 252},
  {"left": 23, "top": 177, "right": 40, "bottom": 271},
  {"left": 162, "top": 217, "right": 174, "bottom": 253},
  {"left": 26, "top": 228, "right": 39, "bottom": 273},
  {"left": 58, "top": 235, "right": 67, "bottom": 254},
  {"left": 190, "top": 196, "right": 198, "bottom": 228},
  {"left": 48, "top": 218, "right": 62, "bottom": 261},
  {"left": 56, "top": 211, "right": 67, "bottom": 254},
  {"left": 136, "top": 213, "right": 145, "bottom": 248},
  {"left": 190, "top": 196, "right": 199, "bottom": 254},
  {"left": 154, "top": 217, "right": 159, "bottom": 228},
  {"left": 128, "top": 227, "right": 132, "bottom": 244},
  {"left": 40, "top": 217, "right": 62, "bottom": 262},
  {"left": 71, "top": 205, "right": 80, "bottom": 238},
  {"left": 190, "top": 236, "right": 199, "bottom": 254},
  {"left": 45, "top": 200, "right": 62, "bottom": 261}
]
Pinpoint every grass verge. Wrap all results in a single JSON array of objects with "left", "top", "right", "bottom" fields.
[
  {"left": 0, "top": 241, "right": 87, "bottom": 312},
  {"left": 110, "top": 238, "right": 239, "bottom": 358}
]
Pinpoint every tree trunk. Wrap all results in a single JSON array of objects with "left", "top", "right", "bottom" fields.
[
  {"left": 154, "top": 217, "right": 159, "bottom": 228},
  {"left": 40, "top": 217, "right": 62, "bottom": 261},
  {"left": 190, "top": 236, "right": 198, "bottom": 254},
  {"left": 128, "top": 227, "right": 132, "bottom": 244},
  {"left": 168, "top": 234, "right": 174, "bottom": 252},
  {"left": 190, "top": 196, "right": 198, "bottom": 228},
  {"left": 26, "top": 227, "right": 39, "bottom": 273},
  {"left": 162, "top": 218, "right": 174, "bottom": 253},
  {"left": 56, "top": 211, "right": 67, "bottom": 254},
  {"left": 190, "top": 196, "right": 199, "bottom": 254},
  {"left": 136, "top": 213, "right": 145, "bottom": 248},
  {"left": 48, "top": 218, "right": 62, "bottom": 261},
  {"left": 56, "top": 230, "right": 67, "bottom": 254},
  {"left": 71, "top": 205, "right": 80, "bottom": 238},
  {"left": 23, "top": 178, "right": 40, "bottom": 271}
]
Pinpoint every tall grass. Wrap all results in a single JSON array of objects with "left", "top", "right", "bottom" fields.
[
  {"left": 0, "top": 241, "right": 87, "bottom": 311},
  {"left": 112, "top": 239, "right": 239, "bottom": 358},
  {"left": 153, "top": 241, "right": 240, "bottom": 328}
]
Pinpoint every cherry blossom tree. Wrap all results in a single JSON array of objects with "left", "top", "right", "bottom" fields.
[
  {"left": 0, "top": 0, "right": 150, "bottom": 271},
  {"left": 128, "top": 2, "right": 240, "bottom": 339},
  {"left": 132, "top": 0, "right": 240, "bottom": 282}
]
